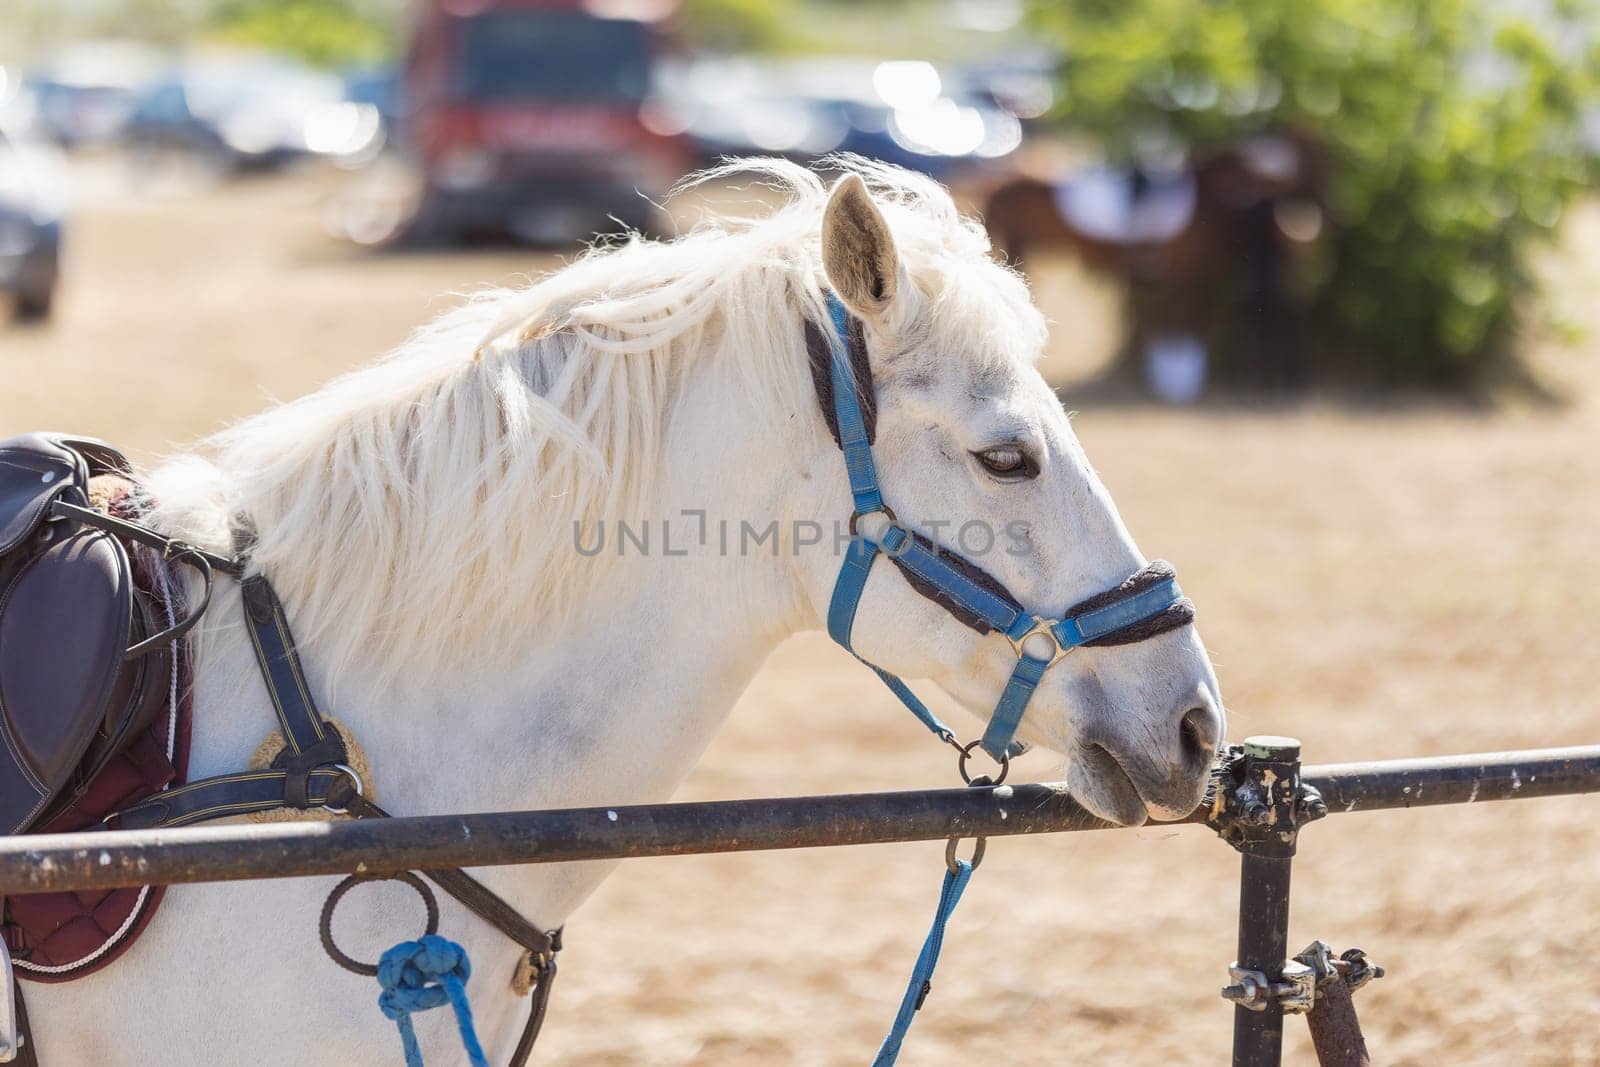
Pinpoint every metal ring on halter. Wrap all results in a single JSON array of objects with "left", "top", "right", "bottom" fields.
[
  {"left": 1004, "top": 616, "right": 1076, "bottom": 666},
  {"left": 945, "top": 836, "right": 986, "bottom": 873},
  {"left": 319, "top": 871, "right": 440, "bottom": 976},
  {"left": 957, "top": 738, "right": 1010, "bottom": 786},
  {"left": 847, "top": 504, "right": 898, "bottom": 536},
  {"left": 320, "top": 763, "right": 364, "bottom": 815}
]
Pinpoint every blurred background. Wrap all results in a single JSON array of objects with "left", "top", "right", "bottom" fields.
[
  {"left": 3, "top": 2, "right": 1600, "bottom": 1065},
  {"left": 3, "top": 0, "right": 1598, "bottom": 395}
]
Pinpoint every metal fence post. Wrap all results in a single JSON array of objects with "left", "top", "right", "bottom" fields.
[{"left": 1212, "top": 735, "right": 1321, "bottom": 1067}]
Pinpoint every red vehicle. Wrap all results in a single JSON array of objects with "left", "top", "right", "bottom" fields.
[{"left": 403, "top": 0, "right": 689, "bottom": 242}]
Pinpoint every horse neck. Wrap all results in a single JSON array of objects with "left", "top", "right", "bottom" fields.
[{"left": 162, "top": 339, "right": 826, "bottom": 903}]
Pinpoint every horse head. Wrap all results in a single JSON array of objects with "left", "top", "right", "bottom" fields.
[{"left": 792, "top": 172, "right": 1223, "bottom": 825}]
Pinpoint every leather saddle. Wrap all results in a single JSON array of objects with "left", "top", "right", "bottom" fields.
[
  {"left": 0, "top": 434, "right": 178, "bottom": 835},
  {"left": 0, "top": 434, "right": 563, "bottom": 1067}
]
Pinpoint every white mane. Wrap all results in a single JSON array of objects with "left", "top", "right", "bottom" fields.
[{"left": 150, "top": 156, "right": 1014, "bottom": 694}]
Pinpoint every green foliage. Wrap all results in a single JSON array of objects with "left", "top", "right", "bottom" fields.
[
  {"left": 1033, "top": 0, "right": 1600, "bottom": 387},
  {"left": 679, "top": 0, "right": 983, "bottom": 60},
  {"left": 680, "top": 0, "right": 792, "bottom": 52},
  {"left": 207, "top": 0, "right": 397, "bottom": 68}
]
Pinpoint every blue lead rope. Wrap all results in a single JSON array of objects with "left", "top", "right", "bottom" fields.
[
  {"left": 376, "top": 935, "right": 489, "bottom": 1067},
  {"left": 872, "top": 858, "right": 977, "bottom": 1066}
]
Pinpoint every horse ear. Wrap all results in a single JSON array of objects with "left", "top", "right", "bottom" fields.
[{"left": 822, "top": 174, "right": 901, "bottom": 322}]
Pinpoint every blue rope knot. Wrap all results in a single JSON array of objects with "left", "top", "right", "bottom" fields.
[{"left": 376, "top": 934, "right": 488, "bottom": 1067}]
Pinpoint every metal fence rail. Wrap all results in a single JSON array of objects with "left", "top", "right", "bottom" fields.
[
  {"left": 3, "top": 742, "right": 1597, "bottom": 1065},
  {"left": 2, "top": 744, "right": 1595, "bottom": 896}
]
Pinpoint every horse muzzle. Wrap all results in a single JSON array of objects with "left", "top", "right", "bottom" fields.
[{"left": 1069, "top": 689, "right": 1223, "bottom": 825}]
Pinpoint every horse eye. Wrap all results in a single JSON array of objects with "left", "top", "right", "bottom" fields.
[{"left": 973, "top": 446, "right": 1037, "bottom": 481}]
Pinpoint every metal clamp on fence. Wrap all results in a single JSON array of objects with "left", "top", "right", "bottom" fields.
[
  {"left": 1221, "top": 958, "right": 1316, "bottom": 1014},
  {"left": 1208, "top": 736, "right": 1328, "bottom": 851},
  {"left": 1208, "top": 736, "right": 1390, "bottom": 1067},
  {"left": 1297, "top": 941, "right": 1385, "bottom": 995},
  {"left": 1219, "top": 943, "right": 1385, "bottom": 1015},
  {"left": 1208, "top": 736, "right": 1327, "bottom": 1067}
]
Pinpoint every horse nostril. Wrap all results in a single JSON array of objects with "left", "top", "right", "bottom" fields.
[{"left": 1179, "top": 704, "right": 1219, "bottom": 769}]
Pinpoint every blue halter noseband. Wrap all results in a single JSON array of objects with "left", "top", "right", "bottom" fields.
[{"left": 814, "top": 293, "right": 1195, "bottom": 765}]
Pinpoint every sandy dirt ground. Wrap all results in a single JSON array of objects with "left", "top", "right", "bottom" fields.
[{"left": 3, "top": 163, "right": 1599, "bottom": 1066}]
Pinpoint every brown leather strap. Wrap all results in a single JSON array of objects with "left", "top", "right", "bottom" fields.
[
  {"left": 509, "top": 958, "right": 557, "bottom": 1067},
  {"left": 342, "top": 796, "right": 559, "bottom": 1064},
  {"left": 419, "top": 867, "right": 558, "bottom": 958},
  {"left": 275, "top": 734, "right": 349, "bottom": 812},
  {"left": 13, "top": 977, "right": 37, "bottom": 1067}
]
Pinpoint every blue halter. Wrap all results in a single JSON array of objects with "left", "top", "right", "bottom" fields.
[{"left": 817, "top": 293, "right": 1192, "bottom": 763}]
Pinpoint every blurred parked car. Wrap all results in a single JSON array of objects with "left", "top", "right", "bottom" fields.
[
  {"left": 298, "top": 66, "right": 399, "bottom": 171},
  {"left": 402, "top": 0, "right": 691, "bottom": 243},
  {"left": 342, "top": 67, "right": 403, "bottom": 131},
  {"left": 0, "top": 127, "right": 65, "bottom": 321},
  {"left": 664, "top": 57, "right": 1022, "bottom": 179},
  {"left": 124, "top": 53, "right": 345, "bottom": 174},
  {"left": 26, "top": 41, "right": 165, "bottom": 148}
]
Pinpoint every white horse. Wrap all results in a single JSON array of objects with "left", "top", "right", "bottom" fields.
[{"left": 29, "top": 159, "right": 1223, "bottom": 1064}]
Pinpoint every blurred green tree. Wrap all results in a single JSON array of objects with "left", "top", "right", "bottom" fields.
[
  {"left": 208, "top": 0, "right": 397, "bottom": 68},
  {"left": 680, "top": 0, "right": 792, "bottom": 52},
  {"left": 1032, "top": 0, "right": 1599, "bottom": 389}
]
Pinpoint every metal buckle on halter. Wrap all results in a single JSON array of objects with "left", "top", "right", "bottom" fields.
[
  {"left": 320, "top": 763, "right": 364, "bottom": 815},
  {"left": 1004, "top": 616, "right": 1076, "bottom": 666}
]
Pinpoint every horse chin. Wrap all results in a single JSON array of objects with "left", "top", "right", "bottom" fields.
[{"left": 1065, "top": 743, "right": 1150, "bottom": 827}]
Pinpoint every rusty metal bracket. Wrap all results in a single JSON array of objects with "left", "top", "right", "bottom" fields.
[
  {"left": 1296, "top": 941, "right": 1385, "bottom": 996},
  {"left": 1294, "top": 941, "right": 1385, "bottom": 1067},
  {"left": 1338, "top": 948, "right": 1384, "bottom": 993}
]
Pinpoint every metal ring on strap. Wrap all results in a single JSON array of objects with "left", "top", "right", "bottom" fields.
[
  {"left": 320, "top": 763, "right": 364, "bottom": 815},
  {"left": 319, "top": 871, "right": 439, "bottom": 977},
  {"left": 1003, "top": 615, "right": 1077, "bottom": 666},
  {"left": 847, "top": 503, "right": 898, "bottom": 536},
  {"left": 956, "top": 738, "right": 1010, "bottom": 787},
  {"left": 944, "top": 836, "right": 986, "bottom": 874}
]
